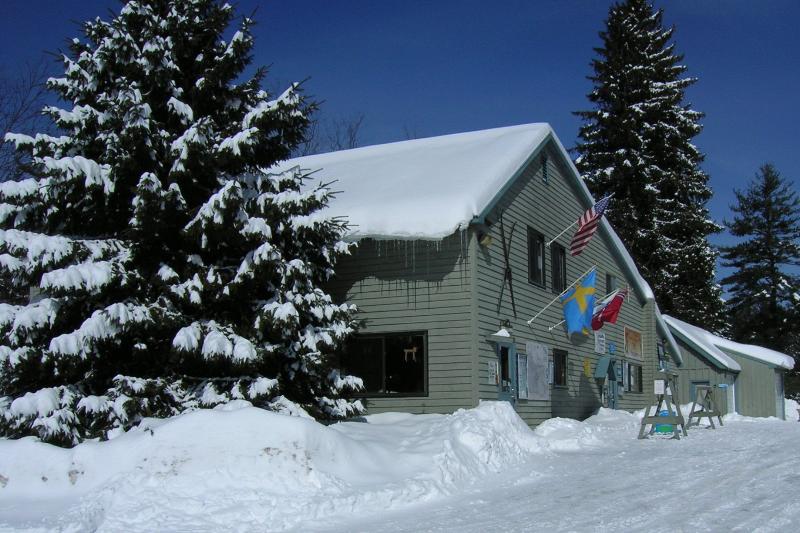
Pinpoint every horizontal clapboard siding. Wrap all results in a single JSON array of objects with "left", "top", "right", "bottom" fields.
[
  {"left": 726, "top": 353, "right": 782, "bottom": 418},
  {"left": 674, "top": 339, "right": 735, "bottom": 414},
  {"left": 327, "top": 233, "right": 475, "bottom": 415},
  {"left": 475, "top": 141, "right": 659, "bottom": 425}
]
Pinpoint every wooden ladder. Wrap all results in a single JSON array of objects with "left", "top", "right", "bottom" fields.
[
  {"left": 638, "top": 374, "right": 687, "bottom": 440},
  {"left": 687, "top": 385, "right": 723, "bottom": 429}
]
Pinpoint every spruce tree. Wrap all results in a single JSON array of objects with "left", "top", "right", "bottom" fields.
[
  {"left": 574, "top": 0, "right": 724, "bottom": 330},
  {"left": 0, "top": 0, "right": 361, "bottom": 447},
  {"left": 720, "top": 164, "right": 800, "bottom": 364}
]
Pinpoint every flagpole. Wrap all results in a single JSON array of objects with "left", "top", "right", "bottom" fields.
[
  {"left": 526, "top": 265, "right": 597, "bottom": 326},
  {"left": 546, "top": 220, "right": 578, "bottom": 247}
]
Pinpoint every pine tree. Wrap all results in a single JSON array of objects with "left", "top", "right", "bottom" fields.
[
  {"left": 0, "top": 0, "right": 362, "bottom": 447},
  {"left": 720, "top": 164, "right": 800, "bottom": 363},
  {"left": 574, "top": 0, "right": 724, "bottom": 330}
]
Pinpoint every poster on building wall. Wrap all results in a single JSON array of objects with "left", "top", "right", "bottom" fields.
[
  {"left": 624, "top": 327, "right": 643, "bottom": 361},
  {"left": 525, "top": 342, "right": 550, "bottom": 401},
  {"left": 583, "top": 357, "right": 591, "bottom": 377},
  {"left": 517, "top": 353, "right": 529, "bottom": 399},
  {"left": 487, "top": 361, "right": 499, "bottom": 385},
  {"left": 594, "top": 331, "right": 606, "bottom": 354}
]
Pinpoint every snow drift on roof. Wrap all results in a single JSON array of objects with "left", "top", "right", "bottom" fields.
[
  {"left": 712, "top": 335, "right": 795, "bottom": 370},
  {"left": 270, "top": 123, "right": 552, "bottom": 240},
  {"left": 663, "top": 315, "right": 741, "bottom": 372},
  {"left": 665, "top": 315, "right": 795, "bottom": 371}
]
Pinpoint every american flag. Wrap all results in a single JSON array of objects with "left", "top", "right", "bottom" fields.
[{"left": 569, "top": 195, "right": 612, "bottom": 256}]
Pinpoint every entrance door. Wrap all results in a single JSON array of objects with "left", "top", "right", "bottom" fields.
[
  {"left": 497, "top": 343, "right": 517, "bottom": 403},
  {"left": 690, "top": 380, "right": 710, "bottom": 402},
  {"left": 607, "top": 360, "right": 619, "bottom": 409}
]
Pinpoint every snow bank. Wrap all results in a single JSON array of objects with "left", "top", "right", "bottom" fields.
[
  {"left": 786, "top": 398, "right": 799, "bottom": 422},
  {"left": 5, "top": 402, "right": 789, "bottom": 532},
  {"left": 0, "top": 402, "right": 642, "bottom": 531}
]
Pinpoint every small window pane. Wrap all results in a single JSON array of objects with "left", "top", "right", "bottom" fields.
[
  {"left": 384, "top": 334, "right": 425, "bottom": 394},
  {"left": 342, "top": 337, "right": 384, "bottom": 393},
  {"left": 528, "top": 227, "right": 545, "bottom": 286},
  {"left": 554, "top": 349, "right": 567, "bottom": 387},
  {"left": 551, "top": 243, "right": 566, "bottom": 293}
]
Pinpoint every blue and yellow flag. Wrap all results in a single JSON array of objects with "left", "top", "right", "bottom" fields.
[{"left": 560, "top": 269, "right": 597, "bottom": 337}]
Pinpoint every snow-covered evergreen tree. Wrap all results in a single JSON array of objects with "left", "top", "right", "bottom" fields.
[
  {"left": 720, "top": 164, "right": 800, "bottom": 365},
  {"left": 574, "top": 0, "right": 724, "bottom": 330},
  {"left": 0, "top": 0, "right": 361, "bottom": 446}
]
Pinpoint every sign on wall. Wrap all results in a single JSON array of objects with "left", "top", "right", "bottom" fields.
[
  {"left": 488, "top": 360, "right": 499, "bottom": 385},
  {"left": 525, "top": 342, "right": 550, "bottom": 401},
  {"left": 594, "top": 331, "right": 606, "bottom": 354},
  {"left": 583, "top": 357, "right": 591, "bottom": 377},
  {"left": 517, "top": 353, "right": 529, "bottom": 400},
  {"left": 624, "top": 327, "right": 643, "bottom": 361}
]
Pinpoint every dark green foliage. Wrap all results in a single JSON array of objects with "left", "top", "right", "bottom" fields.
[
  {"left": 0, "top": 0, "right": 361, "bottom": 446},
  {"left": 574, "top": 0, "right": 724, "bottom": 330},
  {"left": 720, "top": 164, "right": 800, "bottom": 381}
]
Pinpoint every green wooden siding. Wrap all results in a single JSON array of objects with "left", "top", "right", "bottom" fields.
[
  {"left": 725, "top": 351, "right": 783, "bottom": 418},
  {"left": 474, "top": 141, "right": 660, "bottom": 425},
  {"left": 674, "top": 339, "right": 736, "bottom": 414},
  {"left": 328, "top": 233, "right": 475, "bottom": 415},
  {"left": 326, "top": 138, "right": 667, "bottom": 426}
]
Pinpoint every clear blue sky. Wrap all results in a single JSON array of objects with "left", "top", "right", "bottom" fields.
[{"left": 2, "top": 0, "right": 798, "bottom": 255}]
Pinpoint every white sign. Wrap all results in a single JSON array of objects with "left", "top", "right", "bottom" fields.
[
  {"left": 517, "top": 353, "right": 529, "bottom": 399},
  {"left": 654, "top": 379, "right": 665, "bottom": 395},
  {"left": 488, "top": 361, "right": 499, "bottom": 385},
  {"left": 594, "top": 331, "right": 606, "bottom": 354},
  {"left": 526, "top": 342, "right": 550, "bottom": 401}
]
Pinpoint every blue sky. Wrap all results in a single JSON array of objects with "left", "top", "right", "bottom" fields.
[{"left": 2, "top": 0, "right": 798, "bottom": 256}]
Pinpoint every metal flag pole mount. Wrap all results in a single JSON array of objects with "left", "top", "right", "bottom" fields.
[
  {"left": 546, "top": 220, "right": 578, "bottom": 247},
  {"left": 527, "top": 265, "right": 597, "bottom": 327}
]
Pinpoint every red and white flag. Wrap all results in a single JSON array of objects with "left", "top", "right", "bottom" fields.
[
  {"left": 591, "top": 287, "right": 628, "bottom": 331},
  {"left": 570, "top": 195, "right": 612, "bottom": 256}
]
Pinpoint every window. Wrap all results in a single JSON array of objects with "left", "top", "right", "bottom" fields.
[
  {"left": 627, "top": 362, "right": 642, "bottom": 393},
  {"left": 553, "top": 349, "right": 568, "bottom": 387},
  {"left": 606, "top": 273, "right": 619, "bottom": 294},
  {"left": 528, "top": 227, "right": 545, "bottom": 287},
  {"left": 541, "top": 154, "right": 549, "bottom": 184},
  {"left": 551, "top": 243, "right": 566, "bottom": 293},
  {"left": 341, "top": 332, "right": 427, "bottom": 395}
]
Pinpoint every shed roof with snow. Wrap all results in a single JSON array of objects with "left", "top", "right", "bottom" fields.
[{"left": 663, "top": 315, "right": 794, "bottom": 370}]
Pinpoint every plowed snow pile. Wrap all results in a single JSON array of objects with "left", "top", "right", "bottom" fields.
[{"left": 0, "top": 401, "right": 798, "bottom": 532}]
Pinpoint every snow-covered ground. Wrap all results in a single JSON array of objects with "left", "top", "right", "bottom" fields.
[{"left": 1, "top": 400, "right": 799, "bottom": 532}]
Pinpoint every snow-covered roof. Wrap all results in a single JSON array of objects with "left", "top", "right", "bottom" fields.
[
  {"left": 271, "top": 123, "right": 551, "bottom": 240},
  {"left": 663, "top": 315, "right": 741, "bottom": 372},
  {"left": 712, "top": 336, "right": 795, "bottom": 370},
  {"left": 664, "top": 315, "right": 795, "bottom": 371},
  {"left": 272, "top": 123, "right": 683, "bottom": 365}
]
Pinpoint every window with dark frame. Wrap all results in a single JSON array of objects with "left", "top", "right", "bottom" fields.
[
  {"left": 541, "top": 154, "right": 549, "bottom": 184},
  {"left": 627, "top": 362, "right": 642, "bottom": 393},
  {"left": 551, "top": 243, "right": 567, "bottom": 293},
  {"left": 528, "top": 227, "right": 546, "bottom": 287},
  {"left": 606, "top": 273, "right": 619, "bottom": 294},
  {"left": 340, "top": 332, "right": 427, "bottom": 396},
  {"left": 553, "top": 349, "right": 567, "bottom": 387}
]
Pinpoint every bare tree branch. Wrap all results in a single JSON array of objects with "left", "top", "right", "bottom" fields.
[{"left": 0, "top": 61, "right": 51, "bottom": 181}]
